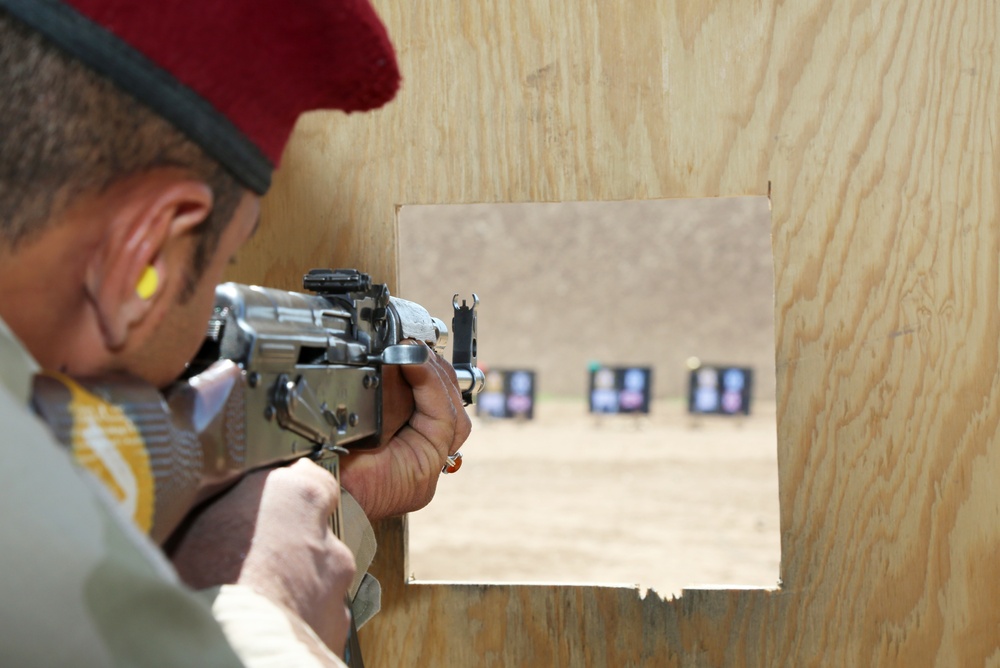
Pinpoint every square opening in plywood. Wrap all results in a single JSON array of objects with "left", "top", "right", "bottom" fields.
[{"left": 398, "top": 196, "right": 779, "bottom": 597}]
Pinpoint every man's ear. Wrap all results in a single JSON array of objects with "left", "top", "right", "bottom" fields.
[{"left": 85, "top": 177, "right": 214, "bottom": 350}]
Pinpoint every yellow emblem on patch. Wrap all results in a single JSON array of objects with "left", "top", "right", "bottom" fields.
[{"left": 57, "top": 374, "right": 155, "bottom": 533}]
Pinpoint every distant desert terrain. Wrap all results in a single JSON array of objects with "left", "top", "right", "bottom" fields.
[{"left": 399, "top": 198, "right": 781, "bottom": 597}]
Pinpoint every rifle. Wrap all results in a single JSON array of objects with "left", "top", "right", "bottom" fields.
[
  {"left": 32, "top": 268, "right": 482, "bottom": 665},
  {"left": 31, "top": 268, "right": 484, "bottom": 544}
]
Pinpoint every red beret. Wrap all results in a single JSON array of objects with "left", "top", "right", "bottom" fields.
[{"left": 0, "top": 0, "right": 400, "bottom": 193}]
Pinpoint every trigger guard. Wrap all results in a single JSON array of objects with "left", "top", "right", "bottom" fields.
[{"left": 379, "top": 343, "right": 431, "bottom": 365}]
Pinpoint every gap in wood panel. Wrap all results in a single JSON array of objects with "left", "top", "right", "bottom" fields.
[{"left": 398, "top": 197, "right": 779, "bottom": 598}]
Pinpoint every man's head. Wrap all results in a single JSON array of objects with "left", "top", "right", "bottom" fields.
[
  {"left": 0, "top": 12, "right": 243, "bottom": 286},
  {"left": 0, "top": 0, "right": 399, "bottom": 385}
]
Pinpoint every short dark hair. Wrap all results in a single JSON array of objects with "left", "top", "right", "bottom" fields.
[{"left": 0, "top": 10, "right": 245, "bottom": 294}]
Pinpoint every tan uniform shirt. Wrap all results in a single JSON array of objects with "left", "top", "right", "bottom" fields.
[{"left": 0, "top": 317, "right": 377, "bottom": 667}]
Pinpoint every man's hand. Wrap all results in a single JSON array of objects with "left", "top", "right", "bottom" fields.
[
  {"left": 168, "top": 458, "right": 355, "bottom": 654},
  {"left": 340, "top": 343, "right": 472, "bottom": 520}
]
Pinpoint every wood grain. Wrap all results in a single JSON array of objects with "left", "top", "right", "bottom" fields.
[{"left": 232, "top": 0, "right": 1000, "bottom": 664}]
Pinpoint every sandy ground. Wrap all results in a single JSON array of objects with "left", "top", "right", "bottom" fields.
[{"left": 407, "top": 398, "right": 782, "bottom": 599}]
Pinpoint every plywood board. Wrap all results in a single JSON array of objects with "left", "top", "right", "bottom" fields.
[{"left": 231, "top": 0, "right": 1000, "bottom": 665}]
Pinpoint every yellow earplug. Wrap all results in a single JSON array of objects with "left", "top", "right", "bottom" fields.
[{"left": 136, "top": 266, "right": 159, "bottom": 300}]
